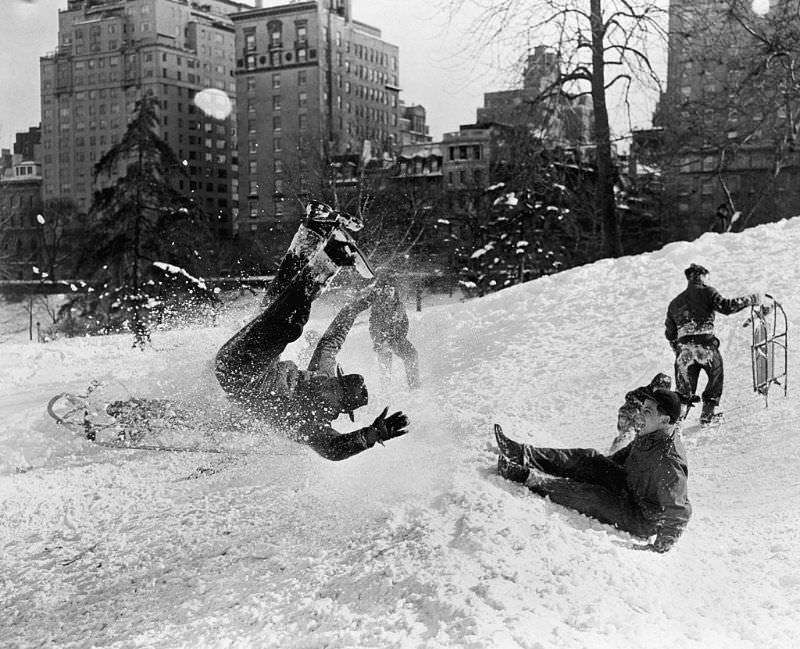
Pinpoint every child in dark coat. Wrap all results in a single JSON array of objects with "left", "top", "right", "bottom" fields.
[{"left": 368, "top": 277, "right": 421, "bottom": 389}]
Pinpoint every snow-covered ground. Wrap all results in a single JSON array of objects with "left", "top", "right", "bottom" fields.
[{"left": 2, "top": 220, "right": 800, "bottom": 649}]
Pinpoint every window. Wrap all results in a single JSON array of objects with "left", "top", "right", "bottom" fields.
[
  {"left": 273, "top": 116, "right": 281, "bottom": 131},
  {"left": 298, "top": 91, "right": 307, "bottom": 108},
  {"left": 298, "top": 114, "right": 307, "bottom": 130},
  {"left": 272, "top": 73, "right": 281, "bottom": 89},
  {"left": 298, "top": 70, "right": 307, "bottom": 85},
  {"left": 273, "top": 96, "right": 281, "bottom": 110},
  {"left": 273, "top": 138, "right": 281, "bottom": 152},
  {"left": 274, "top": 159, "right": 283, "bottom": 174},
  {"left": 249, "top": 160, "right": 257, "bottom": 174},
  {"left": 269, "top": 21, "right": 282, "bottom": 47},
  {"left": 245, "top": 31, "right": 256, "bottom": 52},
  {"left": 247, "top": 76, "right": 256, "bottom": 95},
  {"left": 297, "top": 24, "right": 307, "bottom": 43}
]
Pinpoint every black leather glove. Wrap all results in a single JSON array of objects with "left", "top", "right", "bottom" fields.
[
  {"left": 354, "top": 408, "right": 409, "bottom": 448},
  {"left": 371, "top": 407, "right": 409, "bottom": 443}
]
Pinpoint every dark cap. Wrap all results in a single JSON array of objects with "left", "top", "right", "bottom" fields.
[
  {"left": 336, "top": 365, "right": 368, "bottom": 421},
  {"left": 684, "top": 263, "right": 709, "bottom": 280},
  {"left": 648, "top": 389, "right": 682, "bottom": 424},
  {"left": 648, "top": 372, "right": 672, "bottom": 391}
]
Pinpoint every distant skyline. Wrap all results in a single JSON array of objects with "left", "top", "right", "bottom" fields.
[{"left": 0, "top": 0, "right": 659, "bottom": 150}]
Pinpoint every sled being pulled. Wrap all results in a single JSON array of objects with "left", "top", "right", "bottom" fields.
[{"left": 745, "top": 294, "right": 788, "bottom": 406}]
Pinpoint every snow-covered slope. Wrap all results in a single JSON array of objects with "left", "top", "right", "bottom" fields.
[{"left": 2, "top": 219, "right": 799, "bottom": 649}]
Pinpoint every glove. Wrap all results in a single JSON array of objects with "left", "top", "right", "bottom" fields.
[{"left": 371, "top": 407, "right": 409, "bottom": 443}]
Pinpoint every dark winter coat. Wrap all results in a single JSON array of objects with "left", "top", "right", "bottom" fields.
[
  {"left": 609, "top": 429, "right": 691, "bottom": 550},
  {"left": 665, "top": 279, "right": 756, "bottom": 344},
  {"left": 369, "top": 287, "right": 409, "bottom": 344}
]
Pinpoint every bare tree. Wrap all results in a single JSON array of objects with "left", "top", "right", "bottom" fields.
[{"left": 443, "top": 0, "right": 667, "bottom": 258}]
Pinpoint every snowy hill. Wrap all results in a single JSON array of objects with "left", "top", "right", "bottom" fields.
[{"left": 2, "top": 219, "right": 799, "bottom": 649}]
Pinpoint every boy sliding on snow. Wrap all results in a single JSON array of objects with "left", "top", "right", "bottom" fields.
[
  {"left": 609, "top": 372, "right": 672, "bottom": 454},
  {"left": 665, "top": 263, "right": 763, "bottom": 423},
  {"left": 214, "top": 201, "right": 409, "bottom": 461},
  {"left": 495, "top": 389, "right": 691, "bottom": 553}
]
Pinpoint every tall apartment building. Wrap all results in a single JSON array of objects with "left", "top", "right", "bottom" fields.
[
  {"left": 659, "top": 0, "right": 800, "bottom": 237},
  {"left": 39, "top": 0, "right": 246, "bottom": 235},
  {"left": 1, "top": 127, "right": 43, "bottom": 279},
  {"left": 231, "top": 0, "right": 401, "bottom": 254},
  {"left": 477, "top": 45, "right": 592, "bottom": 146}
]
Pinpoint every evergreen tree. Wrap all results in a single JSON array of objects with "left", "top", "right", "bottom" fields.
[{"left": 70, "top": 92, "right": 213, "bottom": 346}]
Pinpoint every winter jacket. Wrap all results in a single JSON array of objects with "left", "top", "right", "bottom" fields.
[
  {"left": 369, "top": 288, "right": 409, "bottom": 343},
  {"left": 665, "top": 279, "right": 757, "bottom": 344},
  {"left": 609, "top": 429, "right": 692, "bottom": 551}
]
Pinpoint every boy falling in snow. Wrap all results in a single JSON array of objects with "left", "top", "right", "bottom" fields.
[{"left": 214, "top": 201, "right": 409, "bottom": 460}]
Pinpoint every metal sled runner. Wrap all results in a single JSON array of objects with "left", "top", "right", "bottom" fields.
[{"left": 747, "top": 295, "right": 788, "bottom": 406}]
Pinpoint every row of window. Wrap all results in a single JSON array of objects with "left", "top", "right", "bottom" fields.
[
  {"left": 448, "top": 145, "right": 483, "bottom": 161},
  {"left": 329, "top": 30, "right": 397, "bottom": 70},
  {"left": 447, "top": 169, "right": 484, "bottom": 186},
  {"left": 243, "top": 47, "right": 313, "bottom": 70},
  {"left": 243, "top": 20, "right": 308, "bottom": 51}
]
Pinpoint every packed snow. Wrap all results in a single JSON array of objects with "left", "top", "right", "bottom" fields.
[{"left": 2, "top": 219, "right": 800, "bottom": 648}]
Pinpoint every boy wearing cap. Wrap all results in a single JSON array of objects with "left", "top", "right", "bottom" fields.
[
  {"left": 495, "top": 389, "right": 691, "bottom": 553},
  {"left": 609, "top": 372, "right": 672, "bottom": 454},
  {"left": 214, "top": 201, "right": 409, "bottom": 461},
  {"left": 665, "top": 263, "right": 762, "bottom": 423}
]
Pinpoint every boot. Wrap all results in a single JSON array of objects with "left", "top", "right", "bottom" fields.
[
  {"left": 494, "top": 424, "right": 525, "bottom": 465},
  {"left": 497, "top": 455, "right": 530, "bottom": 484},
  {"left": 305, "top": 200, "right": 363, "bottom": 236},
  {"left": 700, "top": 401, "right": 716, "bottom": 424}
]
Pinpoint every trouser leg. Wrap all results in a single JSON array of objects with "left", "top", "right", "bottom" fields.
[
  {"left": 701, "top": 346, "right": 724, "bottom": 405},
  {"left": 527, "top": 478, "right": 654, "bottom": 538},
  {"left": 522, "top": 446, "right": 628, "bottom": 492},
  {"left": 261, "top": 225, "right": 328, "bottom": 307},
  {"left": 675, "top": 347, "right": 702, "bottom": 403},
  {"left": 215, "top": 264, "right": 331, "bottom": 397},
  {"left": 373, "top": 341, "right": 393, "bottom": 381},
  {"left": 392, "top": 337, "right": 420, "bottom": 388}
]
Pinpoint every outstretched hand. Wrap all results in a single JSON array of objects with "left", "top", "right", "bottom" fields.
[{"left": 371, "top": 407, "right": 409, "bottom": 444}]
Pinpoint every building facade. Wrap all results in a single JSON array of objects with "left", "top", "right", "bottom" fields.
[
  {"left": 39, "top": 0, "right": 246, "bottom": 233},
  {"left": 1, "top": 128, "right": 43, "bottom": 279},
  {"left": 477, "top": 45, "right": 592, "bottom": 146},
  {"left": 659, "top": 0, "right": 800, "bottom": 237},
  {"left": 231, "top": 0, "right": 401, "bottom": 256}
]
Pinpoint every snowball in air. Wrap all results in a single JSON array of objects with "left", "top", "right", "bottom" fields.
[{"left": 193, "top": 88, "right": 233, "bottom": 119}]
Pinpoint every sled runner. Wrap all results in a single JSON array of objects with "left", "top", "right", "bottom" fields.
[
  {"left": 744, "top": 294, "right": 788, "bottom": 406},
  {"left": 47, "top": 381, "right": 230, "bottom": 453}
]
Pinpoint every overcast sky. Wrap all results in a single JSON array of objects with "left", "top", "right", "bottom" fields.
[{"left": 0, "top": 0, "right": 660, "bottom": 150}]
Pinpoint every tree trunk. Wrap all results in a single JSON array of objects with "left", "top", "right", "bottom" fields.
[{"left": 590, "top": 0, "right": 621, "bottom": 258}]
